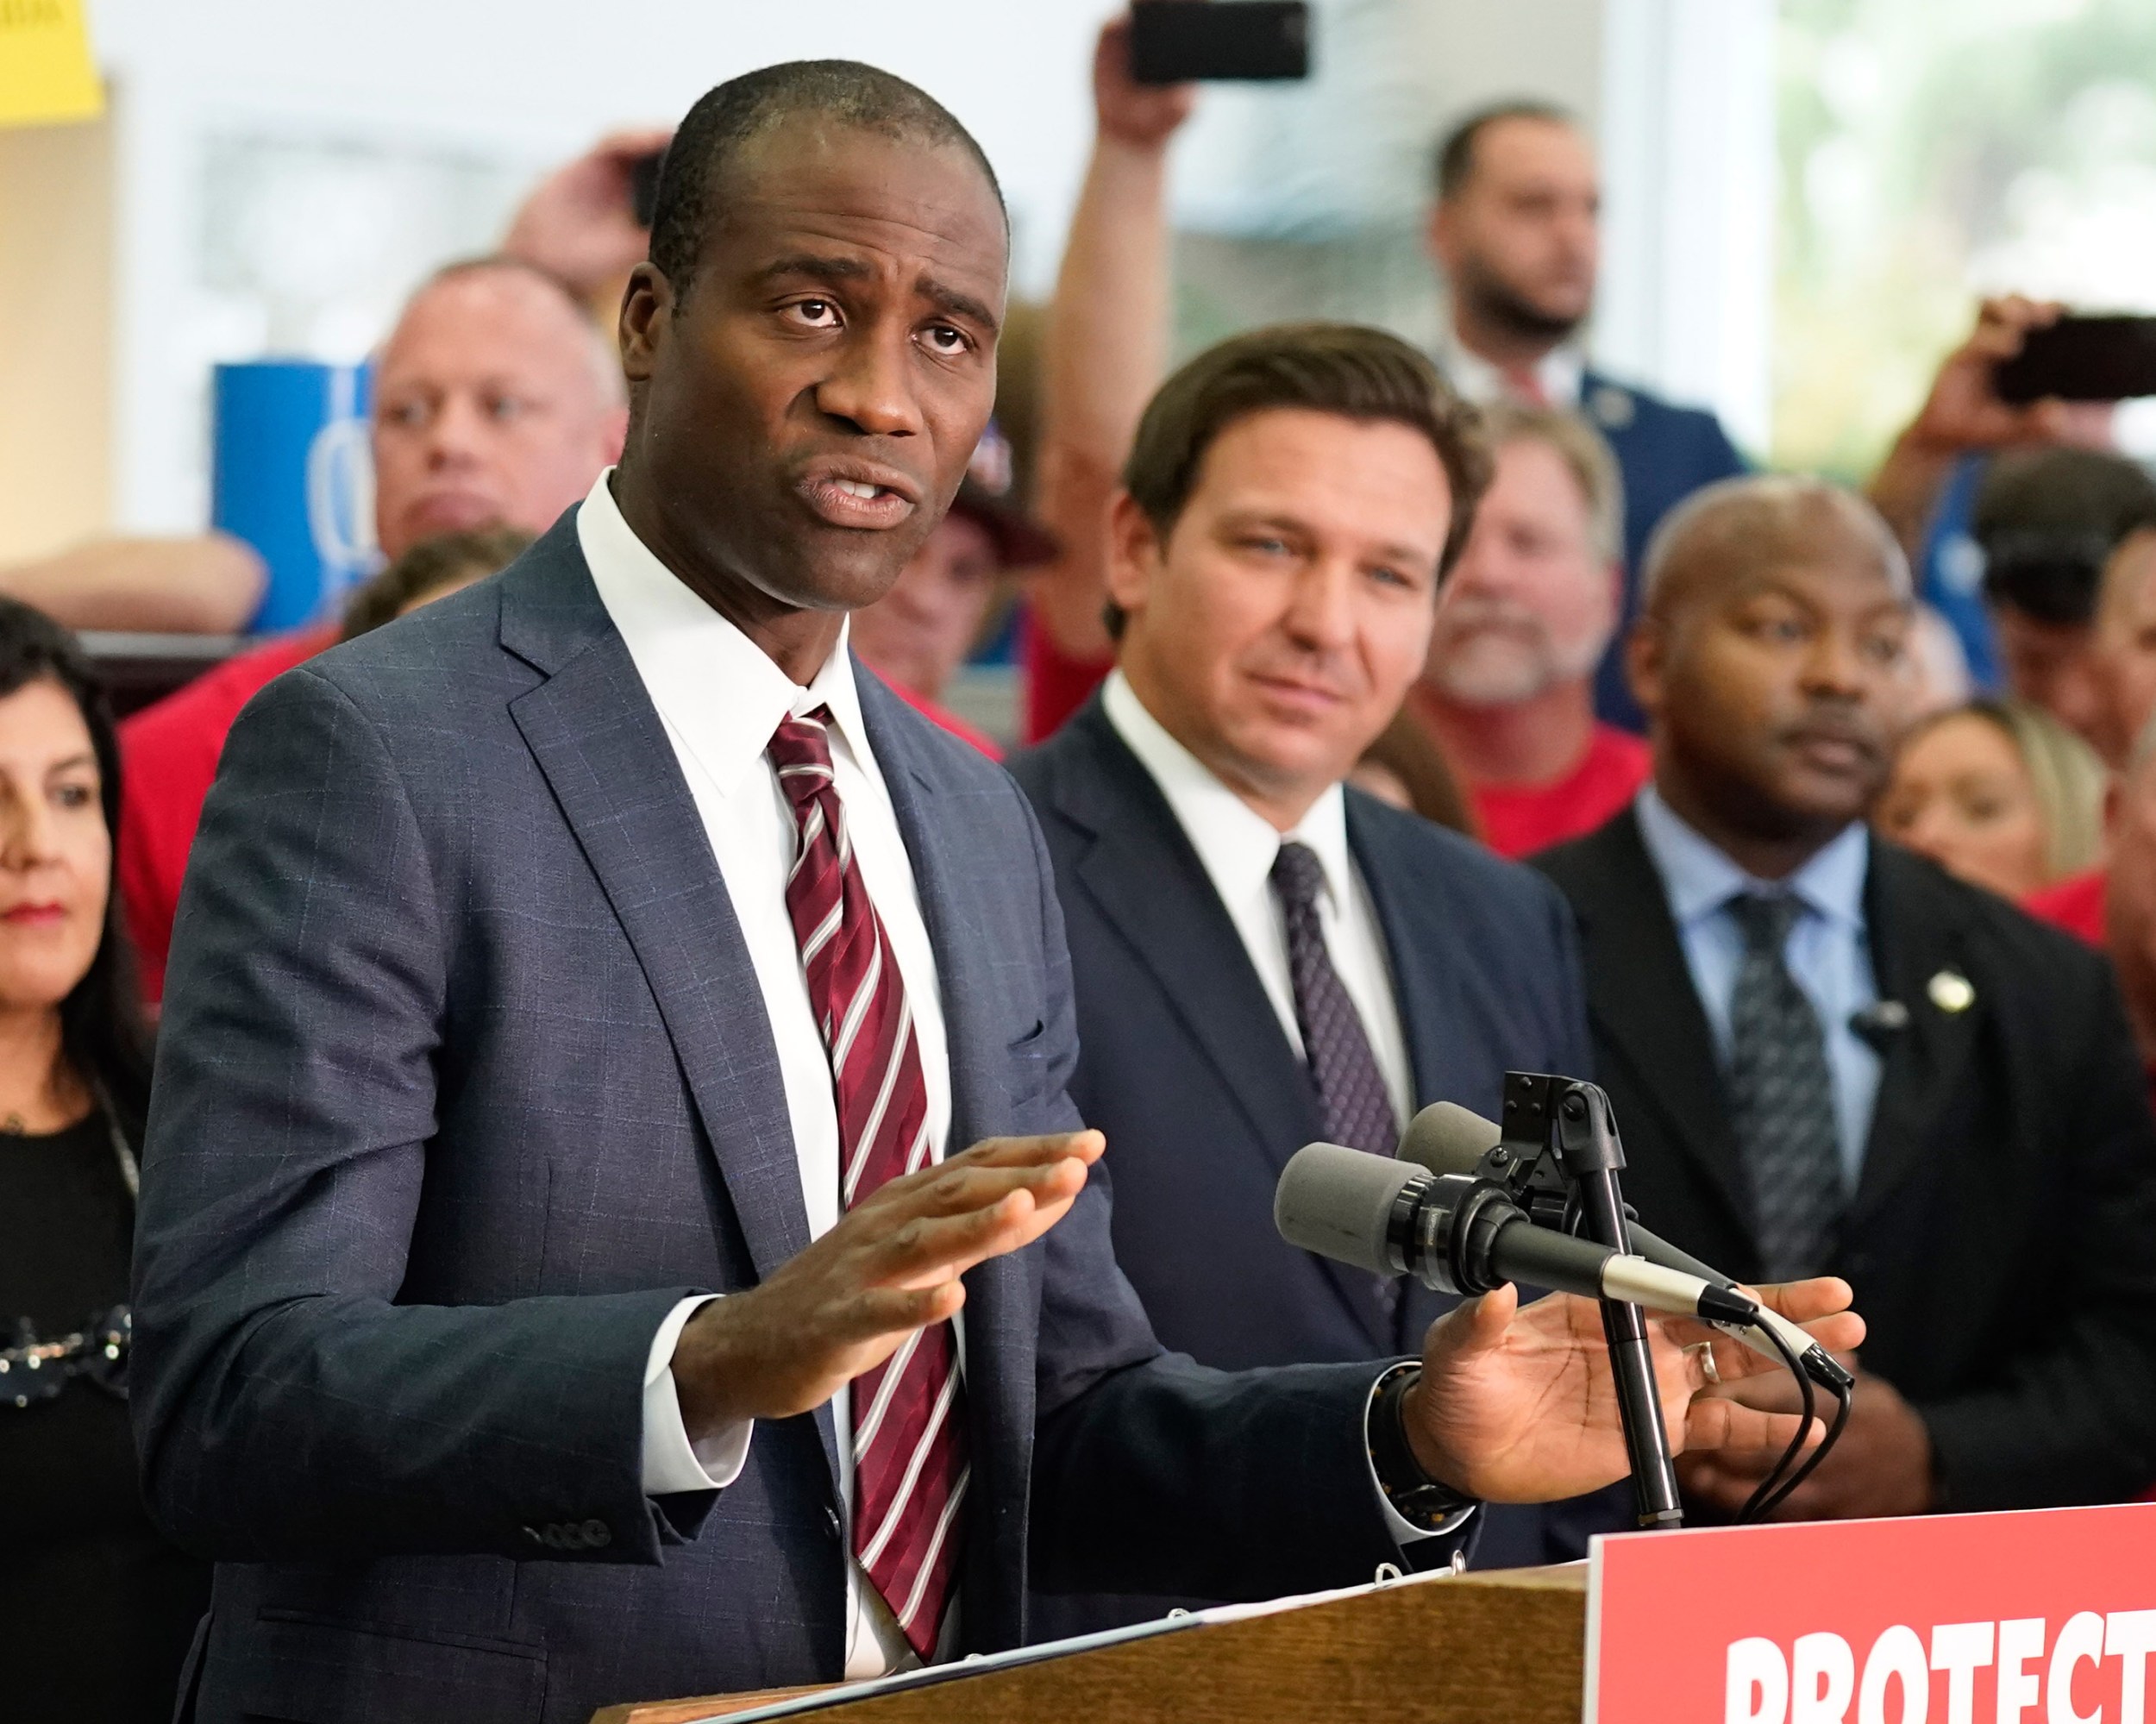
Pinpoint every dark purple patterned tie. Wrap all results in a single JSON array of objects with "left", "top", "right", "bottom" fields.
[{"left": 1271, "top": 841, "right": 1401, "bottom": 1157}]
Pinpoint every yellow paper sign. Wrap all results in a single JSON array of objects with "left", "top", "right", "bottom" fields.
[{"left": 0, "top": 0, "right": 103, "bottom": 128}]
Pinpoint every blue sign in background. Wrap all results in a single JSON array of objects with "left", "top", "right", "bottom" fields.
[{"left": 211, "top": 360, "right": 377, "bottom": 633}]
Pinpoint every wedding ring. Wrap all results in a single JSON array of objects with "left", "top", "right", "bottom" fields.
[{"left": 1686, "top": 1340, "right": 1721, "bottom": 1386}]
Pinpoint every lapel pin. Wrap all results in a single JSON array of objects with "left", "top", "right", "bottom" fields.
[{"left": 1927, "top": 970, "right": 1975, "bottom": 1014}]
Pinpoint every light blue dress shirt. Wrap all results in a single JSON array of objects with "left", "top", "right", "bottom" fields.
[{"left": 1632, "top": 787, "right": 1883, "bottom": 1192}]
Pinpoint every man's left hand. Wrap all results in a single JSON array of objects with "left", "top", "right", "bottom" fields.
[
  {"left": 1401, "top": 1279, "right": 1865, "bottom": 1504},
  {"left": 1678, "top": 1362, "right": 1934, "bottom": 1521}
]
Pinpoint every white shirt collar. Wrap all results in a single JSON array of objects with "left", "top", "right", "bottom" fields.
[
  {"left": 575, "top": 468, "right": 871, "bottom": 801},
  {"left": 1438, "top": 331, "right": 1585, "bottom": 411},
  {"left": 1100, "top": 669, "right": 1355, "bottom": 914}
]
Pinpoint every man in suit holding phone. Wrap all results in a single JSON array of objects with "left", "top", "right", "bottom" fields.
[
  {"left": 133, "top": 64, "right": 1851, "bottom": 1724},
  {"left": 1536, "top": 474, "right": 2156, "bottom": 1520}
]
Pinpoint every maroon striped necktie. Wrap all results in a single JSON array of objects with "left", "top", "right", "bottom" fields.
[{"left": 768, "top": 705, "right": 966, "bottom": 1662}]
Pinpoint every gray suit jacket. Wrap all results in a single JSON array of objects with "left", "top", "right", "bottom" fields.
[{"left": 131, "top": 514, "right": 1445, "bottom": 1724}]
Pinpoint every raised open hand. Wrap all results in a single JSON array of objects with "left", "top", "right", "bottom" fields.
[
  {"left": 1401, "top": 1278, "right": 1865, "bottom": 1504},
  {"left": 670, "top": 1132, "right": 1101, "bottom": 1439}
]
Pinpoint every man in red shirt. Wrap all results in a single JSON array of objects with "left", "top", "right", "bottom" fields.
[
  {"left": 120, "top": 256, "right": 629, "bottom": 1000},
  {"left": 1408, "top": 401, "right": 1649, "bottom": 857}
]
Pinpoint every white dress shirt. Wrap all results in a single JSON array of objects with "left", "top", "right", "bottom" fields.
[
  {"left": 1101, "top": 671, "right": 1414, "bottom": 1127},
  {"left": 578, "top": 472, "right": 950, "bottom": 1679},
  {"left": 1437, "top": 334, "right": 1585, "bottom": 411}
]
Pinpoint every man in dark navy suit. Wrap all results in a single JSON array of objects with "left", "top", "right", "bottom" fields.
[
  {"left": 1427, "top": 102, "right": 1747, "bottom": 730},
  {"left": 1012, "top": 324, "right": 1613, "bottom": 1609}
]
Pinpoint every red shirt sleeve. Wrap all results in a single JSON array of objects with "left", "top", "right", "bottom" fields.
[{"left": 116, "top": 630, "right": 335, "bottom": 1003}]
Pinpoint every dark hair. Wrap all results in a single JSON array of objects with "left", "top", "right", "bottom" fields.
[
  {"left": 341, "top": 527, "right": 535, "bottom": 641},
  {"left": 1432, "top": 99, "right": 1577, "bottom": 200},
  {"left": 1357, "top": 708, "right": 1476, "bottom": 835},
  {"left": 1976, "top": 448, "right": 2156, "bottom": 626},
  {"left": 1109, "top": 323, "right": 1491, "bottom": 639},
  {"left": 0, "top": 600, "right": 150, "bottom": 1143},
  {"left": 649, "top": 61, "right": 1005, "bottom": 298}
]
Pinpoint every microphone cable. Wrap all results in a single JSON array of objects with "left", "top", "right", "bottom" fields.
[
  {"left": 1731, "top": 1316, "right": 1855, "bottom": 1523},
  {"left": 1734, "top": 1312, "right": 1814, "bottom": 1523},
  {"left": 1751, "top": 1372, "right": 1855, "bottom": 1521}
]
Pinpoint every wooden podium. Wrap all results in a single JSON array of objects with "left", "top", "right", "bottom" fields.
[{"left": 593, "top": 1566, "right": 1587, "bottom": 1724}]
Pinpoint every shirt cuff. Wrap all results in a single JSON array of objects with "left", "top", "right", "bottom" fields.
[
  {"left": 640, "top": 1294, "right": 754, "bottom": 1495},
  {"left": 1364, "top": 1363, "right": 1476, "bottom": 1545}
]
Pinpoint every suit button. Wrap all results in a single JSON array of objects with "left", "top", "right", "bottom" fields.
[
  {"left": 581, "top": 1519, "right": 611, "bottom": 1548},
  {"left": 824, "top": 1506, "right": 843, "bottom": 1540}
]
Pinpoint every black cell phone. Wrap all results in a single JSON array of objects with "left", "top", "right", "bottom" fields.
[
  {"left": 628, "top": 148, "right": 665, "bottom": 230},
  {"left": 1995, "top": 314, "right": 2156, "bottom": 403},
  {"left": 1129, "top": 1, "right": 1311, "bottom": 85}
]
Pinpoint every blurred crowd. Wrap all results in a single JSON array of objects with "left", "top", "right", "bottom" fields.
[{"left": 10, "top": 16, "right": 2156, "bottom": 1721}]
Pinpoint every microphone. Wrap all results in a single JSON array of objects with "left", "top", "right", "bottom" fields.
[
  {"left": 1274, "top": 1142, "right": 1761, "bottom": 1327},
  {"left": 1396, "top": 1101, "right": 1852, "bottom": 1394},
  {"left": 1849, "top": 1000, "right": 1909, "bottom": 1052}
]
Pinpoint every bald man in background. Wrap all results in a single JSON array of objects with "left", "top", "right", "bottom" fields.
[
  {"left": 1536, "top": 475, "right": 2156, "bottom": 1520},
  {"left": 118, "top": 258, "right": 628, "bottom": 999}
]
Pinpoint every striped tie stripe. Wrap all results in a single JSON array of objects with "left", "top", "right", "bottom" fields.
[{"left": 769, "top": 706, "right": 965, "bottom": 1663}]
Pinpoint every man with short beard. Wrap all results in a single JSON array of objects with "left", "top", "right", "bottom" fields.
[
  {"left": 1410, "top": 402, "right": 1648, "bottom": 857},
  {"left": 1428, "top": 103, "right": 1745, "bottom": 730}
]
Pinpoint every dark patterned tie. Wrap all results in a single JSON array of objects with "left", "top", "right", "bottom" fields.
[
  {"left": 1271, "top": 842, "right": 1401, "bottom": 1157},
  {"left": 1726, "top": 893, "right": 1844, "bottom": 1282},
  {"left": 769, "top": 707, "right": 964, "bottom": 1662}
]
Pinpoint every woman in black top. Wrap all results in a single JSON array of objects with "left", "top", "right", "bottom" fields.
[{"left": 0, "top": 599, "right": 206, "bottom": 1721}]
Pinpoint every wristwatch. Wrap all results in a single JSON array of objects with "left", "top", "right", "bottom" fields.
[{"left": 1368, "top": 1363, "right": 1477, "bottom": 1533}]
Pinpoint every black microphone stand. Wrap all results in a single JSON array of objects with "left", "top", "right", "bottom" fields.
[{"left": 1506, "top": 1074, "right": 1683, "bottom": 1529}]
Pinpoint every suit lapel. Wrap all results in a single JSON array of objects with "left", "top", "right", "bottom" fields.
[
  {"left": 1053, "top": 704, "right": 1322, "bottom": 1162},
  {"left": 1566, "top": 811, "right": 1752, "bottom": 1238},
  {"left": 498, "top": 527, "right": 834, "bottom": 1483},
  {"left": 1848, "top": 846, "right": 1983, "bottom": 1226},
  {"left": 1349, "top": 796, "right": 1453, "bottom": 1108},
  {"left": 1043, "top": 705, "right": 1404, "bottom": 1345}
]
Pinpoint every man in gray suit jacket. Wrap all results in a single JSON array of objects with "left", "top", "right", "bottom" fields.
[{"left": 131, "top": 63, "right": 1855, "bottom": 1724}]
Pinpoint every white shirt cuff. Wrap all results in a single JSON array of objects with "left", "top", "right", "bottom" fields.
[
  {"left": 640, "top": 1295, "right": 754, "bottom": 1495},
  {"left": 1364, "top": 1365, "right": 1476, "bottom": 1545}
]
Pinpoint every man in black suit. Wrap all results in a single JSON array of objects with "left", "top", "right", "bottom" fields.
[
  {"left": 1537, "top": 474, "right": 2156, "bottom": 1520},
  {"left": 130, "top": 66, "right": 1852, "bottom": 1723},
  {"left": 1011, "top": 326, "right": 1603, "bottom": 1590}
]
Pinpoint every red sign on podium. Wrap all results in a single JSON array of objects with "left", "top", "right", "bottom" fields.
[{"left": 1587, "top": 1503, "right": 2156, "bottom": 1723}]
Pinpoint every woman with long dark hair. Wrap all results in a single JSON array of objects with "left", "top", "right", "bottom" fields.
[{"left": 0, "top": 599, "right": 206, "bottom": 1721}]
